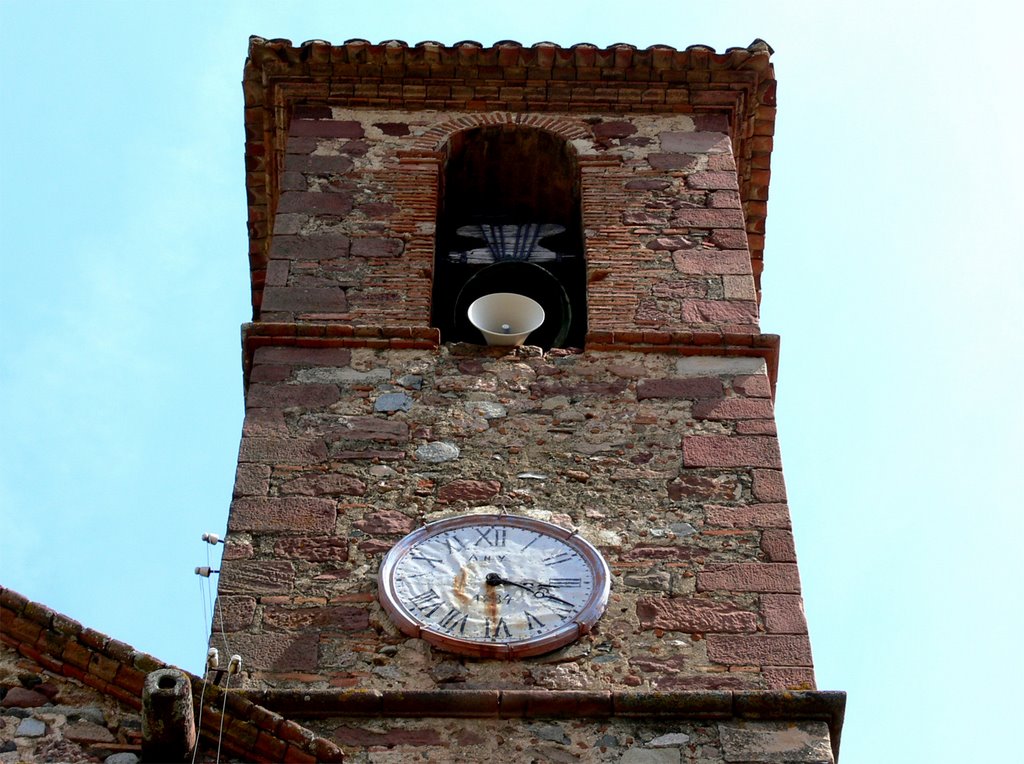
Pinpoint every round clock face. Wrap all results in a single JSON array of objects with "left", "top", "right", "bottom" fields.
[{"left": 377, "top": 514, "right": 610, "bottom": 658}]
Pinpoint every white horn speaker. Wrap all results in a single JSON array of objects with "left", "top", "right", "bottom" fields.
[{"left": 467, "top": 293, "right": 546, "bottom": 346}]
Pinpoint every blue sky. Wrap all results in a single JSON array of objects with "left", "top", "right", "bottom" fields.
[{"left": 2, "top": 1, "right": 1022, "bottom": 761}]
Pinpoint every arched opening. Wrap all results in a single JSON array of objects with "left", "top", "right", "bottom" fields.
[{"left": 432, "top": 125, "right": 587, "bottom": 348}]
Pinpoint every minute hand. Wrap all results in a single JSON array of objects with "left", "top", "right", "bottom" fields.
[{"left": 485, "top": 574, "right": 577, "bottom": 609}]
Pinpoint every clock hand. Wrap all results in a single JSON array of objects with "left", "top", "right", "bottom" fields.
[{"left": 485, "top": 574, "right": 577, "bottom": 609}]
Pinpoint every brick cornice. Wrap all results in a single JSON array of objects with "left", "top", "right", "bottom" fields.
[{"left": 242, "top": 37, "right": 776, "bottom": 318}]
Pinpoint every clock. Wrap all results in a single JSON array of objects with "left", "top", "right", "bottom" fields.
[{"left": 377, "top": 514, "right": 611, "bottom": 658}]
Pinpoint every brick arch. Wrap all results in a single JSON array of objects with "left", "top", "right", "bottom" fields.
[{"left": 410, "top": 112, "right": 592, "bottom": 154}]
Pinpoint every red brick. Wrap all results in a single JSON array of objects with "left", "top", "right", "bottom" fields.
[
  {"left": 637, "top": 597, "right": 757, "bottom": 633},
  {"left": 247, "top": 383, "right": 341, "bottom": 410},
  {"left": 751, "top": 470, "right": 786, "bottom": 502},
  {"left": 637, "top": 377, "right": 723, "bottom": 400},
  {"left": 761, "top": 594, "right": 808, "bottom": 634},
  {"left": 290, "top": 119, "right": 364, "bottom": 138},
  {"left": 219, "top": 561, "right": 296, "bottom": 595},
  {"left": 228, "top": 497, "right": 336, "bottom": 533},
  {"left": 692, "top": 397, "right": 773, "bottom": 420},
  {"left": 238, "top": 435, "right": 328, "bottom": 465},
  {"left": 686, "top": 171, "right": 739, "bottom": 190},
  {"left": 761, "top": 529, "right": 796, "bottom": 562},
  {"left": 353, "top": 510, "right": 416, "bottom": 535},
  {"left": 706, "top": 634, "right": 812, "bottom": 666},
  {"left": 274, "top": 536, "right": 350, "bottom": 562},
  {"left": 261, "top": 286, "right": 348, "bottom": 313},
  {"left": 254, "top": 347, "right": 353, "bottom": 366},
  {"left": 681, "top": 299, "right": 758, "bottom": 325},
  {"left": 672, "top": 250, "right": 751, "bottom": 275},
  {"left": 437, "top": 479, "right": 502, "bottom": 504},
  {"left": 683, "top": 436, "right": 781, "bottom": 468},
  {"left": 697, "top": 563, "right": 800, "bottom": 593}
]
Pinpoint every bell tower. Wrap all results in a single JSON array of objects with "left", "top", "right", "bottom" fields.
[{"left": 216, "top": 36, "right": 845, "bottom": 761}]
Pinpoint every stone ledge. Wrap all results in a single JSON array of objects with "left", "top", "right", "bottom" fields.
[{"left": 248, "top": 688, "right": 845, "bottom": 760}]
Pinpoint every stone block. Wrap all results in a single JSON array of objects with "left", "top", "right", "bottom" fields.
[
  {"left": 697, "top": 563, "right": 801, "bottom": 593},
  {"left": 218, "top": 561, "right": 296, "bottom": 595},
  {"left": 706, "top": 634, "right": 813, "bottom": 667},
  {"left": 636, "top": 597, "right": 758, "bottom": 633},
  {"left": 682, "top": 436, "right": 781, "bottom": 468},
  {"left": 719, "top": 720, "right": 833, "bottom": 762},
  {"left": 228, "top": 497, "right": 336, "bottom": 533}
]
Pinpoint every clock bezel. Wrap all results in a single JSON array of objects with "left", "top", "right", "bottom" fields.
[{"left": 377, "top": 513, "right": 611, "bottom": 659}]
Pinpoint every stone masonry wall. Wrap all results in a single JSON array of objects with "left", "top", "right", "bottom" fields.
[
  {"left": 263, "top": 107, "right": 758, "bottom": 337},
  {"left": 216, "top": 345, "right": 813, "bottom": 693}
]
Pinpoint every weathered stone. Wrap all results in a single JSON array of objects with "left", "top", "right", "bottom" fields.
[
  {"left": 719, "top": 721, "right": 833, "bottom": 762},
  {"left": 660, "top": 131, "right": 730, "bottom": 153},
  {"left": 623, "top": 571, "right": 671, "bottom": 591},
  {"left": 706, "top": 634, "right": 813, "bottom": 666},
  {"left": 261, "top": 286, "right": 348, "bottom": 312},
  {"left": 637, "top": 377, "right": 723, "bottom": 400},
  {"left": 353, "top": 510, "right": 415, "bottom": 535},
  {"left": 65, "top": 721, "right": 115, "bottom": 743},
  {"left": 16, "top": 717, "right": 46, "bottom": 737},
  {"left": 296, "top": 366, "right": 391, "bottom": 385},
  {"left": 437, "top": 479, "right": 501, "bottom": 504},
  {"left": 227, "top": 633, "right": 319, "bottom": 671},
  {"left": 212, "top": 596, "right": 257, "bottom": 632},
  {"left": 279, "top": 473, "right": 366, "bottom": 496},
  {"left": 698, "top": 563, "right": 801, "bottom": 594},
  {"left": 228, "top": 497, "right": 336, "bottom": 533},
  {"left": 218, "top": 561, "right": 296, "bottom": 595},
  {"left": 415, "top": 441, "right": 460, "bottom": 462},
  {"left": 668, "top": 475, "right": 739, "bottom": 501},
  {"left": 637, "top": 597, "right": 758, "bottom": 633},
  {"left": 247, "top": 383, "right": 341, "bottom": 410},
  {"left": 2, "top": 687, "right": 48, "bottom": 707},
  {"left": 263, "top": 605, "right": 369, "bottom": 632},
  {"left": 274, "top": 536, "right": 350, "bottom": 562},
  {"left": 531, "top": 723, "right": 570, "bottom": 744},
  {"left": 330, "top": 416, "right": 409, "bottom": 443},
  {"left": 238, "top": 435, "right": 327, "bottom": 465},
  {"left": 105, "top": 754, "right": 141, "bottom": 764},
  {"left": 464, "top": 400, "right": 506, "bottom": 419},
  {"left": 647, "top": 732, "right": 691, "bottom": 747},
  {"left": 374, "top": 392, "right": 413, "bottom": 412},
  {"left": 648, "top": 153, "right": 699, "bottom": 171},
  {"left": 620, "top": 747, "right": 681, "bottom": 764}
]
